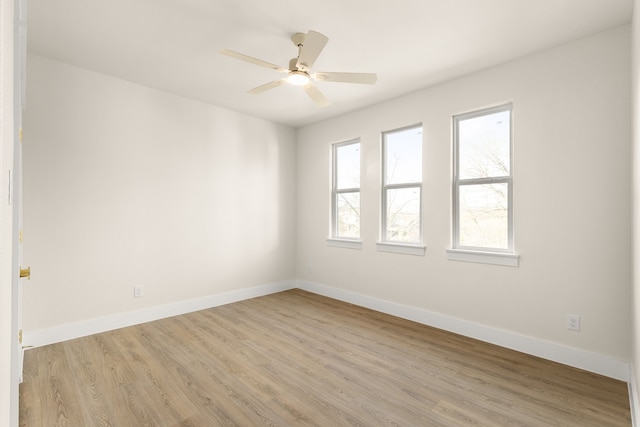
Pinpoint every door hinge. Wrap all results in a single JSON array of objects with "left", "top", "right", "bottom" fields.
[
  {"left": 19, "top": 229, "right": 23, "bottom": 243},
  {"left": 19, "top": 128, "right": 23, "bottom": 144},
  {"left": 18, "top": 329, "right": 22, "bottom": 344}
]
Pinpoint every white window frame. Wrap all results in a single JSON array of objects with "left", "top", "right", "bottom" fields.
[
  {"left": 378, "top": 124, "right": 425, "bottom": 256},
  {"left": 327, "top": 139, "right": 362, "bottom": 249},
  {"left": 449, "top": 103, "right": 518, "bottom": 266}
]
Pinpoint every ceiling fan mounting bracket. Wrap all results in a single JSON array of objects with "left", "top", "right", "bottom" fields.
[{"left": 291, "top": 32, "right": 306, "bottom": 47}]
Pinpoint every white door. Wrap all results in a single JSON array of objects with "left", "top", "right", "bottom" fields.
[
  {"left": 13, "top": 0, "right": 28, "bottom": 384},
  {"left": 2, "top": 1, "right": 27, "bottom": 424}
]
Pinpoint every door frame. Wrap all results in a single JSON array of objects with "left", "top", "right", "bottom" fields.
[{"left": 0, "top": 0, "right": 18, "bottom": 424}]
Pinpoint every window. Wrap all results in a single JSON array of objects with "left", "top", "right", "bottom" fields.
[
  {"left": 331, "top": 140, "right": 361, "bottom": 241},
  {"left": 381, "top": 125, "right": 423, "bottom": 248},
  {"left": 452, "top": 104, "right": 515, "bottom": 261}
]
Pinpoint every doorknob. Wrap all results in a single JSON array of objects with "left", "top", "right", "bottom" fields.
[{"left": 19, "top": 266, "right": 30, "bottom": 280}]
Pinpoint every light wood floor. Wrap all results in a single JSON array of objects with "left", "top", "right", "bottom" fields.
[{"left": 20, "top": 289, "right": 631, "bottom": 426}]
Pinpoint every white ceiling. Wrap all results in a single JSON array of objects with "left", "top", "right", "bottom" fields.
[{"left": 27, "top": 0, "right": 633, "bottom": 128}]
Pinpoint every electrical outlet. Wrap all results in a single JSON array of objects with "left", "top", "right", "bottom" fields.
[
  {"left": 134, "top": 286, "right": 144, "bottom": 298},
  {"left": 307, "top": 264, "right": 312, "bottom": 274},
  {"left": 566, "top": 314, "right": 580, "bottom": 331}
]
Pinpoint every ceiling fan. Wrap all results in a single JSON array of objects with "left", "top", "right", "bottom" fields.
[{"left": 220, "top": 30, "right": 377, "bottom": 107}]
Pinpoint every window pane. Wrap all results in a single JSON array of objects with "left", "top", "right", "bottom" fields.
[
  {"left": 385, "top": 127, "right": 422, "bottom": 185},
  {"left": 336, "top": 143, "right": 360, "bottom": 189},
  {"left": 386, "top": 187, "right": 420, "bottom": 243},
  {"left": 337, "top": 192, "right": 360, "bottom": 238},
  {"left": 459, "top": 110, "right": 510, "bottom": 180},
  {"left": 459, "top": 183, "right": 508, "bottom": 249}
]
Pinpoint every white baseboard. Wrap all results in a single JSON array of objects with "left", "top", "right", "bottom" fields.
[
  {"left": 24, "top": 280, "right": 296, "bottom": 349},
  {"left": 24, "top": 278, "right": 630, "bottom": 383},
  {"left": 297, "top": 279, "right": 630, "bottom": 382},
  {"left": 630, "top": 365, "right": 639, "bottom": 427}
]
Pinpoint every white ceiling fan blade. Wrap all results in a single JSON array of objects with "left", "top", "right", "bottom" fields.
[
  {"left": 220, "top": 49, "right": 288, "bottom": 73},
  {"left": 313, "top": 72, "right": 377, "bottom": 84},
  {"left": 248, "top": 79, "right": 286, "bottom": 94},
  {"left": 304, "top": 84, "right": 330, "bottom": 107},
  {"left": 296, "top": 31, "right": 329, "bottom": 71}
]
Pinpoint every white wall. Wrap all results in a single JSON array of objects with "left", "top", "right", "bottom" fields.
[
  {"left": 297, "top": 26, "right": 632, "bottom": 365},
  {"left": 22, "top": 55, "right": 296, "bottom": 334}
]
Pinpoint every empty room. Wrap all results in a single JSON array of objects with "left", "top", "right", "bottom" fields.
[{"left": 2, "top": 0, "right": 640, "bottom": 425}]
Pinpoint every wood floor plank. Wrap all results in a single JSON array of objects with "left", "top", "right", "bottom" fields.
[{"left": 20, "top": 289, "right": 631, "bottom": 426}]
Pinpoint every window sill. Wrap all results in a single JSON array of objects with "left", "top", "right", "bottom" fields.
[
  {"left": 326, "top": 238, "right": 362, "bottom": 250},
  {"left": 376, "top": 242, "right": 426, "bottom": 256},
  {"left": 446, "top": 249, "right": 519, "bottom": 267}
]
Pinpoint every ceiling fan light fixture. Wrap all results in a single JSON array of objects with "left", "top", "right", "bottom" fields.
[{"left": 287, "top": 70, "right": 310, "bottom": 86}]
